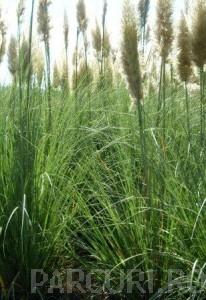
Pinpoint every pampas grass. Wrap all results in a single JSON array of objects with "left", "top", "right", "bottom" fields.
[
  {"left": 138, "top": 0, "right": 150, "bottom": 54},
  {"left": 19, "top": 37, "right": 31, "bottom": 83},
  {"left": 77, "top": 0, "right": 88, "bottom": 70},
  {"left": 8, "top": 36, "right": 18, "bottom": 82},
  {"left": 63, "top": 10, "right": 69, "bottom": 56},
  {"left": 92, "top": 20, "right": 102, "bottom": 71},
  {"left": 60, "top": 60, "right": 69, "bottom": 93},
  {"left": 38, "top": 0, "right": 52, "bottom": 131},
  {"left": 191, "top": 0, "right": 206, "bottom": 69},
  {"left": 177, "top": 13, "right": 192, "bottom": 83},
  {"left": 63, "top": 11, "right": 69, "bottom": 94},
  {"left": 155, "top": 0, "right": 173, "bottom": 138},
  {"left": 177, "top": 12, "right": 192, "bottom": 143},
  {"left": 101, "top": 0, "right": 108, "bottom": 75},
  {"left": 191, "top": 0, "right": 206, "bottom": 145},
  {"left": 4, "top": 1, "right": 206, "bottom": 299},
  {"left": 33, "top": 48, "right": 44, "bottom": 87},
  {"left": 156, "top": 0, "right": 173, "bottom": 61},
  {"left": 53, "top": 61, "right": 61, "bottom": 89},
  {"left": 0, "top": 14, "right": 6, "bottom": 65},
  {"left": 121, "top": 0, "right": 143, "bottom": 105},
  {"left": 77, "top": 0, "right": 87, "bottom": 33},
  {"left": 121, "top": 0, "right": 148, "bottom": 199}
]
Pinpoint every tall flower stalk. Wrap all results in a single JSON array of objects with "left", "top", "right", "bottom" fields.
[
  {"left": 177, "top": 12, "right": 192, "bottom": 144},
  {"left": 101, "top": 0, "right": 107, "bottom": 76},
  {"left": 92, "top": 20, "right": 102, "bottom": 72},
  {"left": 155, "top": 0, "right": 173, "bottom": 139},
  {"left": 17, "top": 0, "right": 25, "bottom": 125},
  {"left": 8, "top": 36, "right": 17, "bottom": 121},
  {"left": 138, "top": 0, "right": 150, "bottom": 55},
  {"left": 8, "top": 36, "right": 18, "bottom": 83},
  {"left": 0, "top": 14, "right": 6, "bottom": 66},
  {"left": 26, "top": 0, "right": 35, "bottom": 142},
  {"left": 75, "top": 28, "right": 80, "bottom": 93},
  {"left": 191, "top": 0, "right": 206, "bottom": 146},
  {"left": 33, "top": 48, "right": 44, "bottom": 88},
  {"left": 92, "top": 19, "right": 111, "bottom": 77},
  {"left": 121, "top": 0, "right": 148, "bottom": 196},
  {"left": 63, "top": 10, "right": 69, "bottom": 94},
  {"left": 37, "top": 0, "right": 52, "bottom": 131},
  {"left": 77, "top": 0, "right": 88, "bottom": 70},
  {"left": 53, "top": 61, "right": 61, "bottom": 89}
]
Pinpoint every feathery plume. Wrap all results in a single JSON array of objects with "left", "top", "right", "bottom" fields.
[
  {"left": 77, "top": 0, "right": 88, "bottom": 69},
  {"left": 121, "top": 0, "right": 143, "bottom": 107},
  {"left": 63, "top": 10, "right": 69, "bottom": 94},
  {"left": 103, "top": 30, "right": 111, "bottom": 58},
  {"left": 0, "top": 29, "right": 6, "bottom": 64},
  {"left": 33, "top": 48, "right": 44, "bottom": 87},
  {"left": 38, "top": 0, "right": 52, "bottom": 130},
  {"left": 121, "top": 0, "right": 148, "bottom": 193},
  {"left": 8, "top": 36, "right": 18, "bottom": 80},
  {"left": 76, "top": 0, "right": 88, "bottom": 91},
  {"left": 92, "top": 20, "right": 102, "bottom": 54},
  {"left": 177, "top": 13, "right": 192, "bottom": 83},
  {"left": 0, "top": 11, "right": 6, "bottom": 64},
  {"left": 101, "top": 0, "right": 108, "bottom": 75},
  {"left": 72, "top": 62, "right": 93, "bottom": 90},
  {"left": 20, "top": 37, "right": 32, "bottom": 82},
  {"left": 191, "top": 0, "right": 206, "bottom": 145},
  {"left": 53, "top": 61, "right": 61, "bottom": 89},
  {"left": 92, "top": 20, "right": 110, "bottom": 72},
  {"left": 61, "top": 60, "right": 69, "bottom": 92},
  {"left": 37, "top": 0, "right": 51, "bottom": 44},
  {"left": 177, "top": 12, "right": 192, "bottom": 143},
  {"left": 64, "top": 10, "right": 69, "bottom": 53},
  {"left": 138, "top": 0, "right": 150, "bottom": 53},
  {"left": 156, "top": 0, "right": 173, "bottom": 61},
  {"left": 138, "top": 0, "right": 150, "bottom": 29},
  {"left": 77, "top": 0, "right": 87, "bottom": 32},
  {"left": 104, "top": 60, "right": 113, "bottom": 88},
  {"left": 191, "top": 0, "right": 206, "bottom": 68}
]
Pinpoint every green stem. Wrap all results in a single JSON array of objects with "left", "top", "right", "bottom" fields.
[
  {"left": 17, "top": 19, "right": 23, "bottom": 131},
  {"left": 101, "top": 10, "right": 106, "bottom": 76},
  {"left": 75, "top": 29, "right": 79, "bottom": 96},
  {"left": 156, "top": 59, "right": 163, "bottom": 127},
  {"left": 200, "top": 66, "right": 204, "bottom": 146},
  {"left": 45, "top": 39, "right": 51, "bottom": 132},
  {"left": 26, "top": 0, "right": 35, "bottom": 141},
  {"left": 83, "top": 31, "right": 88, "bottom": 71},
  {"left": 202, "top": 68, "right": 206, "bottom": 146},
  {"left": 185, "top": 81, "right": 191, "bottom": 144},
  {"left": 162, "top": 61, "right": 166, "bottom": 142},
  {"left": 64, "top": 39, "right": 69, "bottom": 95},
  {"left": 137, "top": 100, "right": 149, "bottom": 203}
]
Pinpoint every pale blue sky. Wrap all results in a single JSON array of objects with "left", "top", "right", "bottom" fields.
[{"left": 0, "top": 0, "right": 185, "bottom": 84}]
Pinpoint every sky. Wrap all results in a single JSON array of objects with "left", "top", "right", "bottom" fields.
[{"left": 0, "top": 0, "right": 186, "bottom": 84}]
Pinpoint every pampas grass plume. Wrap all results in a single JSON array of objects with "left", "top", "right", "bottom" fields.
[
  {"left": 156, "top": 0, "right": 173, "bottom": 61},
  {"left": 37, "top": 0, "right": 51, "bottom": 44},
  {"left": 121, "top": 0, "right": 143, "bottom": 108},
  {"left": 191, "top": 0, "right": 206, "bottom": 68},
  {"left": 177, "top": 13, "right": 192, "bottom": 83},
  {"left": 77, "top": 0, "right": 87, "bottom": 32}
]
